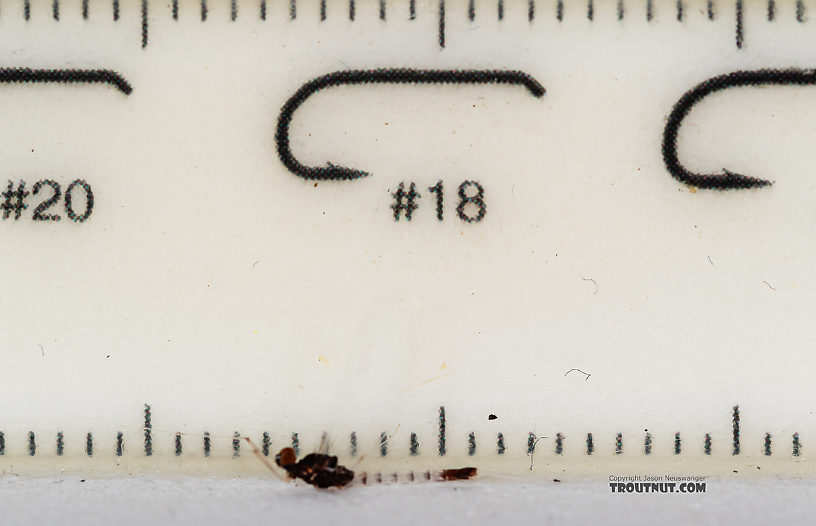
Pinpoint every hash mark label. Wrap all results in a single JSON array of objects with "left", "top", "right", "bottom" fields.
[{"left": 1, "top": 181, "right": 29, "bottom": 220}]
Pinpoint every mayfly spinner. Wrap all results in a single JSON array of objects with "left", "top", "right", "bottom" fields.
[{"left": 244, "top": 437, "right": 477, "bottom": 489}]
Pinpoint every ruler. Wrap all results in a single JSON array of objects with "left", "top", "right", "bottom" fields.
[{"left": 1, "top": 0, "right": 815, "bottom": 477}]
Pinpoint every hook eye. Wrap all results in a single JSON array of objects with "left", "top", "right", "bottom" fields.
[
  {"left": 275, "top": 68, "right": 545, "bottom": 181},
  {"left": 662, "top": 68, "right": 816, "bottom": 190}
]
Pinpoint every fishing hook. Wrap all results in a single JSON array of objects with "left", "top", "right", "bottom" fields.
[
  {"left": 276, "top": 68, "right": 545, "bottom": 181},
  {"left": 663, "top": 68, "right": 816, "bottom": 190}
]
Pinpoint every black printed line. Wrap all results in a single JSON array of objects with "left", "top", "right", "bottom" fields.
[
  {"left": 203, "top": 432, "right": 211, "bottom": 457},
  {"left": 793, "top": 433, "right": 801, "bottom": 456},
  {"left": 768, "top": 0, "right": 775, "bottom": 21},
  {"left": 380, "top": 432, "right": 388, "bottom": 456},
  {"left": 617, "top": 0, "right": 623, "bottom": 21},
  {"left": 291, "top": 432, "right": 299, "bottom": 456},
  {"left": 261, "top": 0, "right": 266, "bottom": 20},
  {"left": 674, "top": 432, "right": 682, "bottom": 454},
  {"left": 498, "top": 0, "right": 504, "bottom": 20},
  {"left": 587, "top": 0, "right": 593, "bottom": 20},
  {"left": 53, "top": 0, "right": 59, "bottom": 20},
  {"left": 28, "top": 432, "right": 35, "bottom": 456},
  {"left": 439, "top": 406, "right": 446, "bottom": 456},
  {"left": 277, "top": 69, "right": 545, "bottom": 180},
  {"left": 24, "top": 0, "right": 30, "bottom": 21},
  {"left": 527, "top": 432, "right": 536, "bottom": 454},
  {"left": 350, "top": 432, "right": 358, "bottom": 456},
  {"left": 555, "top": 433, "right": 563, "bottom": 455},
  {"left": 409, "top": 0, "right": 415, "bottom": 20},
  {"left": 704, "top": 433, "right": 712, "bottom": 455},
  {"left": 707, "top": 0, "right": 714, "bottom": 20},
  {"left": 732, "top": 405, "right": 740, "bottom": 455},
  {"left": 141, "top": 0, "right": 148, "bottom": 49},
  {"left": 0, "top": 432, "right": 5, "bottom": 455},
  {"left": 201, "top": 0, "right": 207, "bottom": 21},
  {"left": 586, "top": 433, "right": 594, "bottom": 455},
  {"left": 736, "top": 0, "right": 743, "bottom": 49},
  {"left": 116, "top": 432, "right": 124, "bottom": 456},
  {"left": 764, "top": 433, "right": 772, "bottom": 455},
  {"left": 175, "top": 433, "right": 182, "bottom": 456},
  {"left": 663, "top": 69, "right": 816, "bottom": 189},
  {"left": 528, "top": 0, "right": 534, "bottom": 21},
  {"left": 349, "top": 0, "right": 354, "bottom": 20},
  {"left": 646, "top": 0, "right": 653, "bottom": 21},
  {"left": 0, "top": 68, "right": 132, "bottom": 95},
  {"left": 57, "top": 432, "right": 64, "bottom": 456},
  {"left": 86, "top": 432, "right": 93, "bottom": 456},
  {"left": 676, "top": 0, "right": 683, "bottom": 21},
  {"left": 468, "top": 432, "right": 476, "bottom": 456},
  {"left": 379, "top": 0, "right": 385, "bottom": 20},
  {"left": 439, "top": 0, "right": 445, "bottom": 48},
  {"left": 797, "top": 0, "right": 806, "bottom": 22},
  {"left": 615, "top": 433, "right": 623, "bottom": 455},
  {"left": 113, "top": 0, "right": 119, "bottom": 21},
  {"left": 644, "top": 432, "right": 652, "bottom": 455},
  {"left": 233, "top": 432, "right": 241, "bottom": 457},
  {"left": 321, "top": 0, "right": 326, "bottom": 21},
  {"left": 410, "top": 432, "right": 418, "bottom": 455},
  {"left": 231, "top": 0, "right": 237, "bottom": 21},
  {"left": 262, "top": 432, "right": 270, "bottom": 456},
  {"left": 290, "top": 0, "right": 296, "bottom": 20},
  {"left": 144, "top": 403, "right": 152, "bottom": 456},
  {"left": 172, "top": 0, "right": 178, "bottom": 20},
  {"left": 556, "top": 0, "right": 563, "bottom": 21},
  {"left": 497, "top": 433, "right": 505, "bottom": 454},
  {"left": 82, "top": 0, "right": 88, "bottom": 19},
  {"left": 467, "top": 0, "right": 474, "bottom": 20}
]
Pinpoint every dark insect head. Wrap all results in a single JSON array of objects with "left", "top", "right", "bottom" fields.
[{"left": 276, "top": 447, "right": 297, "bottom": 467}]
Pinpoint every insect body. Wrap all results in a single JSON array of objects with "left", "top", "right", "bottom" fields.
[
  {"left": 260, "top": 442, "right": 476, "bottom": 489},
  {"left": 275, "top": 447, "right": 355, "bottom": 489}
]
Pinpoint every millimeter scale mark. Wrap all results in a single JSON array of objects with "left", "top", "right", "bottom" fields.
[{"left": 22, "top": 0, "right": 805, "bottom": 51}]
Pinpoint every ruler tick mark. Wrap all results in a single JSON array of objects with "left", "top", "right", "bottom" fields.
[
  {"left": 53, "top": 0, "right": 59, "bottom": 21},
  {"left": 379, "top": 0, "right": 385, "bottom": 21},
  {"left": 201, "top": 0, "right": 207, "bottom": 21},
  {"left": 320, "top": 0, "right": 326, "bottom": 21},
  {"left": 797, "top": 0, "right": 805, "bottom": 22},
  {"left": 468, "top": 0, "right": 474, "bottom": 21},
  {"left": 736, "top": 0, "right": 743, "bottom": 49},
  {"left": 556, "top": 0, "right": 563, "bottom": 21},
  {"left": 349, "top": 0, "right": 354, "bottom": 21},
  {"left": 172, "top": 0, "right": 178, "bottom": 20},
  {"left": 409, "top": 0, "right": 415, "bottom": 20},
  {"left": 617, "top": 0, "right": 624, "bottom": 21},
  {"left": 587, "top": 0, "right": 593, "bottom": 21},
  {"left": 113, "top": 0, "right": 119, "bottom": 21},
  {"left": 498, "top": 0, "right": 504, "bottom": 21},
  {"left": 528, "top": 0, "right": 534, "bottom": 22},
  {"left": 260, "top": 0, "right": 266, "bottom": 20},
  {"left": 646, "top": 0, "right": 653, "bottom": 21},
  {"left": 82, "top": 0, "right": 88, "bottom": 20},
  {"left": 141, "top": 0, "right": 149, "bottom": 49},
  {"left": 290, "top": 0, "right": 296, "bottom": 20},
  {"left": 768, "top": 0, "right": 775, "bottom": 21},
  {"left": 439, "top": 0, "right": 445, "bottom": 48},
  {"left": 676, "top": 0, "right": 683, "bottom": 21},
  {"left": 707, "top": 0, "right": 714, "bottom": 20},
  {"left": 231, "top": 0, "right": 237, "bottom": 21},
  {"left": 23, "top": 0, "right": 30, "bottom": 21}
]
